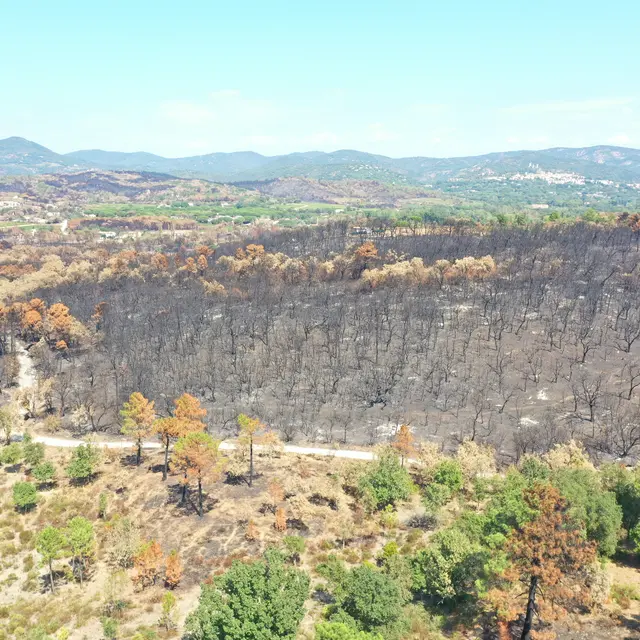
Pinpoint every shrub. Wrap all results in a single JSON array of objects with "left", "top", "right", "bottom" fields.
[
  {"left": 1, "top": 443, "right": 23, "bottom": 466},
  {"left": 19, "top": 530, "right": 33, "bottom": 547},
  {"left": 66, "top": 444, "right": 100, "bottom": 482},
  {"left": 315, "top": 622, "right": 383, "bottom": 640},
  {"left": 611, "top": 583, "right": 640, "bottom": 609},
  {"left": 378, "top": 505, "right": 398, "bottom": 529},
  {"left": 98, "top": 493, "right": 108, "bottom": 519},
  {"left": 411, "top": 528, "right": 484, "bottom": 602},
  {"left": 543, "top": 440, "right": 594, "bottom": 471},
  {"left": 159, "top": 592, "right": 178, "bottom": 630},
  {"left": 316, "top": 554, "right": 349, "bottom": 597},
  {"left": 552, "top": 468, "right": 622, "bottom": 557},
  {"left": 518, "top": 455, "right": 550, "bottom": 483},
  {"left": 378, "top": 541, "right": 399, "bottom": 562},
  {"left": 339, "top": 565, "right": 405, "bottom": 631},
  {"left": 455, "top": 440, "right": 496, "bottom": 487},
  {"left": 13, "top": 482, "right": 37, "bottom": 512},
  {"left": 283, "top": 535, "right": 306, "bottom": 564},
  {"left": 185, "top": 549, "right": 309, "bottom": 640},
  {"left": 23, "top": 440, "right": 45, "bottom": 468},
  {"left": 101, "top": 617, "right": 118, "bottom": 640},
  {"left": 431, "top": 460, "right": 463, "bottom": 493},
  {"left": 43, "top": 415, "right": 62, "bottom": 433},
  {"left": 105, "top": 517, "right": 140, "bottom": 568},
  {"left": 131, "top": 629, "right": 157, "bottom": 640},
  {"left": 423, "top": 483, "right": 452, "bottom": 511},
  {"left": 32, "top": 461, "right": 56, "bottom": 485},
  {"left": 358, "top": 449, "right": 414, "bottom": 511}
]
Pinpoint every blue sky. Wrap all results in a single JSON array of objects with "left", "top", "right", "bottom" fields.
[{"left": 1, "top": 0, "right": 638, "bottom": 157}]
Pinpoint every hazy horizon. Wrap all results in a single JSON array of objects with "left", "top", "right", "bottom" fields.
[{"left": 4, "top": 135, "right": 639, "bottom": 162}]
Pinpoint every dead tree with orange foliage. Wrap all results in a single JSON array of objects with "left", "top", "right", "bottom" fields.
[
  {"left": 351, "top": 241, "right": 379, "bottom": 278},
  {"left": 174, "top": 393, "right": 207, "bottom": 429},
  {"left": 267, "top": 478, "right": 285, "bottom": 513},
  {"left": 164, "top": 549, "right": 183, "bottom": 589},
  {"left": 133, "top": 540, "right": 164, "bottom": 590},
  {"left": 154, "top": 417, "right": 185, "bottom": 482},
  {"left": 505, "top": 484, "right": 596, "bottom": 640},
  {"left": 245, "top": 519, "right": 259, "bottom": 541},
  {"left": 392, "top": 424, "right": 417, "bottom": 467},
  {"left": 171, "top": 432, "right": 226, "bottom": 517},
  {"left": 154, "top": 393, "right": 207, "bottom": 481},
  {"left": 274, "top": 507, "right": 287, "bottom": 532},
  {"left": 45, "top": 302, "right": 73, "bottom": 345}
]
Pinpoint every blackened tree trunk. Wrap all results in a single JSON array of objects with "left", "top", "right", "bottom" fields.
[
  {"left": 521, "top": 575, "right": 538, "bottom": 640},
  {"left": 249, "top": 435, "right": 254, "bottom": 487},
  {"left": 163, "top": 438, "right": 169, "bottom": 481},
  {"left": 48, "top": 559, "right": 55, "bottom": 594},
  {"left": 181, "top": 472, "right": 188, "bottom": 504}
]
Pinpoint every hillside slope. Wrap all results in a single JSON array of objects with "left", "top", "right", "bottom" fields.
[{"left": 3, "top": 137, "right": 640, "bottom": 184}]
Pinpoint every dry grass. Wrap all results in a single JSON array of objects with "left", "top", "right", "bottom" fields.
[{"left": 0, "top": 445, "right": 417, "bottom": 639}]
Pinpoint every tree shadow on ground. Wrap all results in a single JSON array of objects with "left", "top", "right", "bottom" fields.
[
  {"left": 619, "top": 612, "right": 640, "bottom": 638},
  {"left": 165, "top": 483, "right": 219, "bottom": 516},
  {"left": 118, "top": 453, "right": 140, "bottom": 467}
]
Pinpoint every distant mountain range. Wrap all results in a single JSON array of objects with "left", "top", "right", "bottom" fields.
[{"left": 2, "top": 136, "right": 640, "bottom": 185}]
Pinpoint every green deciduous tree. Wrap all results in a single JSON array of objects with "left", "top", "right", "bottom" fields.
[
  {"left": 33, "top": 461, "right": 56, "bottom": 486},
  {"left": 337, "top": 565, "right": 405, "bottom": 631},
  {"left": 1, "top": 442, "right": 23, "bottom": 466},
  {"left": 66, "top": 516, "right": 95, "bottom": 585},
  {"left": 66, "top": 443, "right": 100, "bottom": 482},
  {"left": 358, "top": 449, "right": 414, "bottom": 511},
  {"left": 518, "top": 455, "right": 550, "bottom": 484},
  {"left": 431, "top": 459, "right": 464, "bottom": 493},
  {"left": 13, "top": 481, "right": 38, "bottom": 512},
  {"left": 36, "top": 525, "right": 66, "bottom": 594},
  {"left": 0, "top": 403, "right": 18, "bottom": 445},
  {"left": 22, "top": 434, "right": 45, "bottom": 468},
  {"left": 185, "top": 549, "right": 309, "bottom": 640},
  {"left": 412, "top": 528, "right": 484, "bottom": 602},
  {"left": 601, "top": 463, "right": 640, "bottom": 532},
  {"left": 483, "top": 469, "right": 536, "bottom": 537},
  {"left": 552, "top": 467, "right": 622, "bottom": 557}
]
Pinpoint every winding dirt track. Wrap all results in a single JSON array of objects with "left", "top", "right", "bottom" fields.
[{"left": 26, "top": 434, "right": 376, "bottom": 460}]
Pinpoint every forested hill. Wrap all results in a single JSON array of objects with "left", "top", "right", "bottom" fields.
[{"left": 2, "top": 136, "right": 640, "bottom": 184}]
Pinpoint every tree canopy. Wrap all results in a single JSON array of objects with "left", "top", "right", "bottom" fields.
[{"left": 185, "top": 549, "right": 309, "bottom": 640}]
